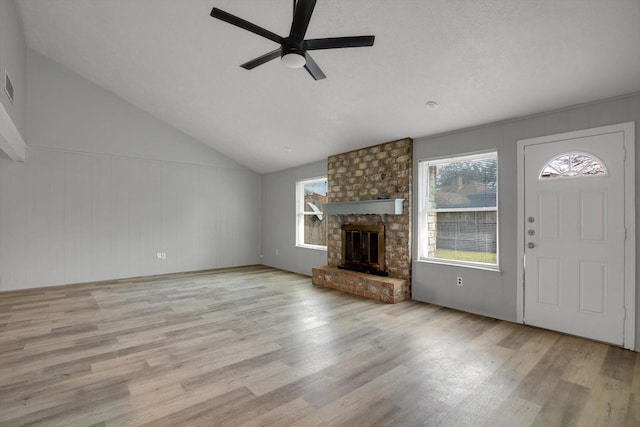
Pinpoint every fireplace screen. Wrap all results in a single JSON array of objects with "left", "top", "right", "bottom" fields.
[{"left": 340, "top": 224, "right": 386, "bottom": 275}]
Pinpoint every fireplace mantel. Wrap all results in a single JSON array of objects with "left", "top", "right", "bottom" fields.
[{"left": 324, "top": 199, "right": 404, "bottom": 224}]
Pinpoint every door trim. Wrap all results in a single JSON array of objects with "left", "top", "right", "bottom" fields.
[{"left": 516, "top": 122, "right": 635, "bottom": 350}]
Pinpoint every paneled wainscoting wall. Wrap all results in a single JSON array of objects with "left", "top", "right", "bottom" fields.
[{"left": 0, "top": 147, "right": 260, "bottom": 291}]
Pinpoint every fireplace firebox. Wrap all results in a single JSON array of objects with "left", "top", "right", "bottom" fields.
[{"left": 339, "top": 224, "right": 387, "bottom": 276}]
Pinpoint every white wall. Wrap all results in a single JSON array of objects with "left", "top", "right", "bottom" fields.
[
  {"left": 412, "top": 92, "right": 640, "bottom": 344},
  {"left": 0, "top": 50, "right": 260, "bottom": 291},
  {"left": 26, "top": 50, "right": 239, "bottom": 168},
  {"left": 0, "top": 149, "right": 260, "bottom": 290},
  {"left": 0, "top": 0, "right": 27, "bottom": 160},
  {"left": 261, "top": 159, "right": 327, "bottom": 276},
  {"left": 0, "top": 0, "right": 26, "bottom": 136}
]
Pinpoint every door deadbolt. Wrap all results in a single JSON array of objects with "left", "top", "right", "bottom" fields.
[
  {"left": 527, "top": 242, "right": 535, "bottom": 248},
  {"left": 528, "top": 217, "right": 535, "bottom": 223},
  {"left": 528, "top": 229, "right": 535, "bottom": 236}
]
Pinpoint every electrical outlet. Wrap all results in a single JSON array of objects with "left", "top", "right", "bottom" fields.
[
  {"left": 161, "top": 252, "right": 167, "bottom": 260},
  {"left": 456, "top": 277, "right": 463, "bottom": 286},
  {"left": 275, "top": 249, "right": 279, "bottom": 256},
  {"left": 156, "top": 252, "right": 163, "bottom": 260}
]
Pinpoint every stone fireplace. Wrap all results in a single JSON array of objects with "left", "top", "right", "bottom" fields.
[{"left": 312, "top": 138, "right": 412, "bottom": 303}]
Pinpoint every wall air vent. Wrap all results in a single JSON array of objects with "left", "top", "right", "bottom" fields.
[{"left": 4, "top": 70, "right": 14, "bottom": 105}]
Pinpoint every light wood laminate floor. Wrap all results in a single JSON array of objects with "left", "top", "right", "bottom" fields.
[{"left": 1, "top": 266, "right": 639, "bottom": 426}]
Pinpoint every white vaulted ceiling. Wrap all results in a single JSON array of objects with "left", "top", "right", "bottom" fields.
[{"left": 17, "top": 0, "right": 640, "bottom": 173}]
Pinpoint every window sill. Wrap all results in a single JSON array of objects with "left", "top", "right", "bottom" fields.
[
  {"left": 296, "top": 244, "right": 327, "bottom": 252},
  {"left": 415, "top": 257, "right": 502, "bottom": 273}
]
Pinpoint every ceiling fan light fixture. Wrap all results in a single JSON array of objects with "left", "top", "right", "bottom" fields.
[{"left": 281, "top": 52, "right": 306, "bottom": 69}]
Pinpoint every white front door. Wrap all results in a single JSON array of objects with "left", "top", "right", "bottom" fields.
[{"left": 522, "top": 129, "right": 628, "bottom": 345}]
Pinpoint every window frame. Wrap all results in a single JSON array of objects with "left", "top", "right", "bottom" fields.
[
  {"left": 418, "top": 151, "right": 500, "bottom": 270},
  {"left": 295, "top": 176, "right": 328, "bottom": 251}
]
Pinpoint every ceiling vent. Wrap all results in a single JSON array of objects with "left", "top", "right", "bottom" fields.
[{"left": 4, "top": 70, "right": 14, "bottom": 105}]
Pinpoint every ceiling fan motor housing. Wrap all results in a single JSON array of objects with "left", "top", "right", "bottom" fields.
[{"left": 281, "top": 42, "right": 306, "bottom": 68}]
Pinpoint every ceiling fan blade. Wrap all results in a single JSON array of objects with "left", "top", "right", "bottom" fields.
[
  {"left": 305, "top": 35, "right": 375, "bottom": 51},
  {"left": 303, "top": 53, "right": 326, "bottom": 80},
  {"left": 289, "top": 0, "right": 316, "bottom": 42},
  {"left": 240, "top": 48, "right": 282, "bottom": 70},
  {"left": 211, "top": 7, "right": 283, "bottom": 45}
]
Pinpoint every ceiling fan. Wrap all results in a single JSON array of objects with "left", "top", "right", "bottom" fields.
[{"left": 210, "top": 0, "right": 375, "bottom": 80}]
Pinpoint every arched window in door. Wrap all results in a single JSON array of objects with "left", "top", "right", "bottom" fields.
[{"left": 539, "top": 152, "right": 607, "bottom": 179}]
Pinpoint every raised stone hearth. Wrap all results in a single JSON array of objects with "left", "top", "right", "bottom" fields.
[{"left": 312, "top": 265, "right": 407, "bottom": 304}]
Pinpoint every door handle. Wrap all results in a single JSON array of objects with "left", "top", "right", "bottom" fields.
[{"left": 527, "top": 242, "right": 535, "bottom": 249}]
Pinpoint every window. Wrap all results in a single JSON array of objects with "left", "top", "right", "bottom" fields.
[
  {"left": 419, "top": 152, "right": 498, "bottom": 268},
  {"left": 540, "top": 152, "right": 607, "bottom": 179},
  {"left": 296, "top": 177, "right": 328, "bottom": 249}
]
